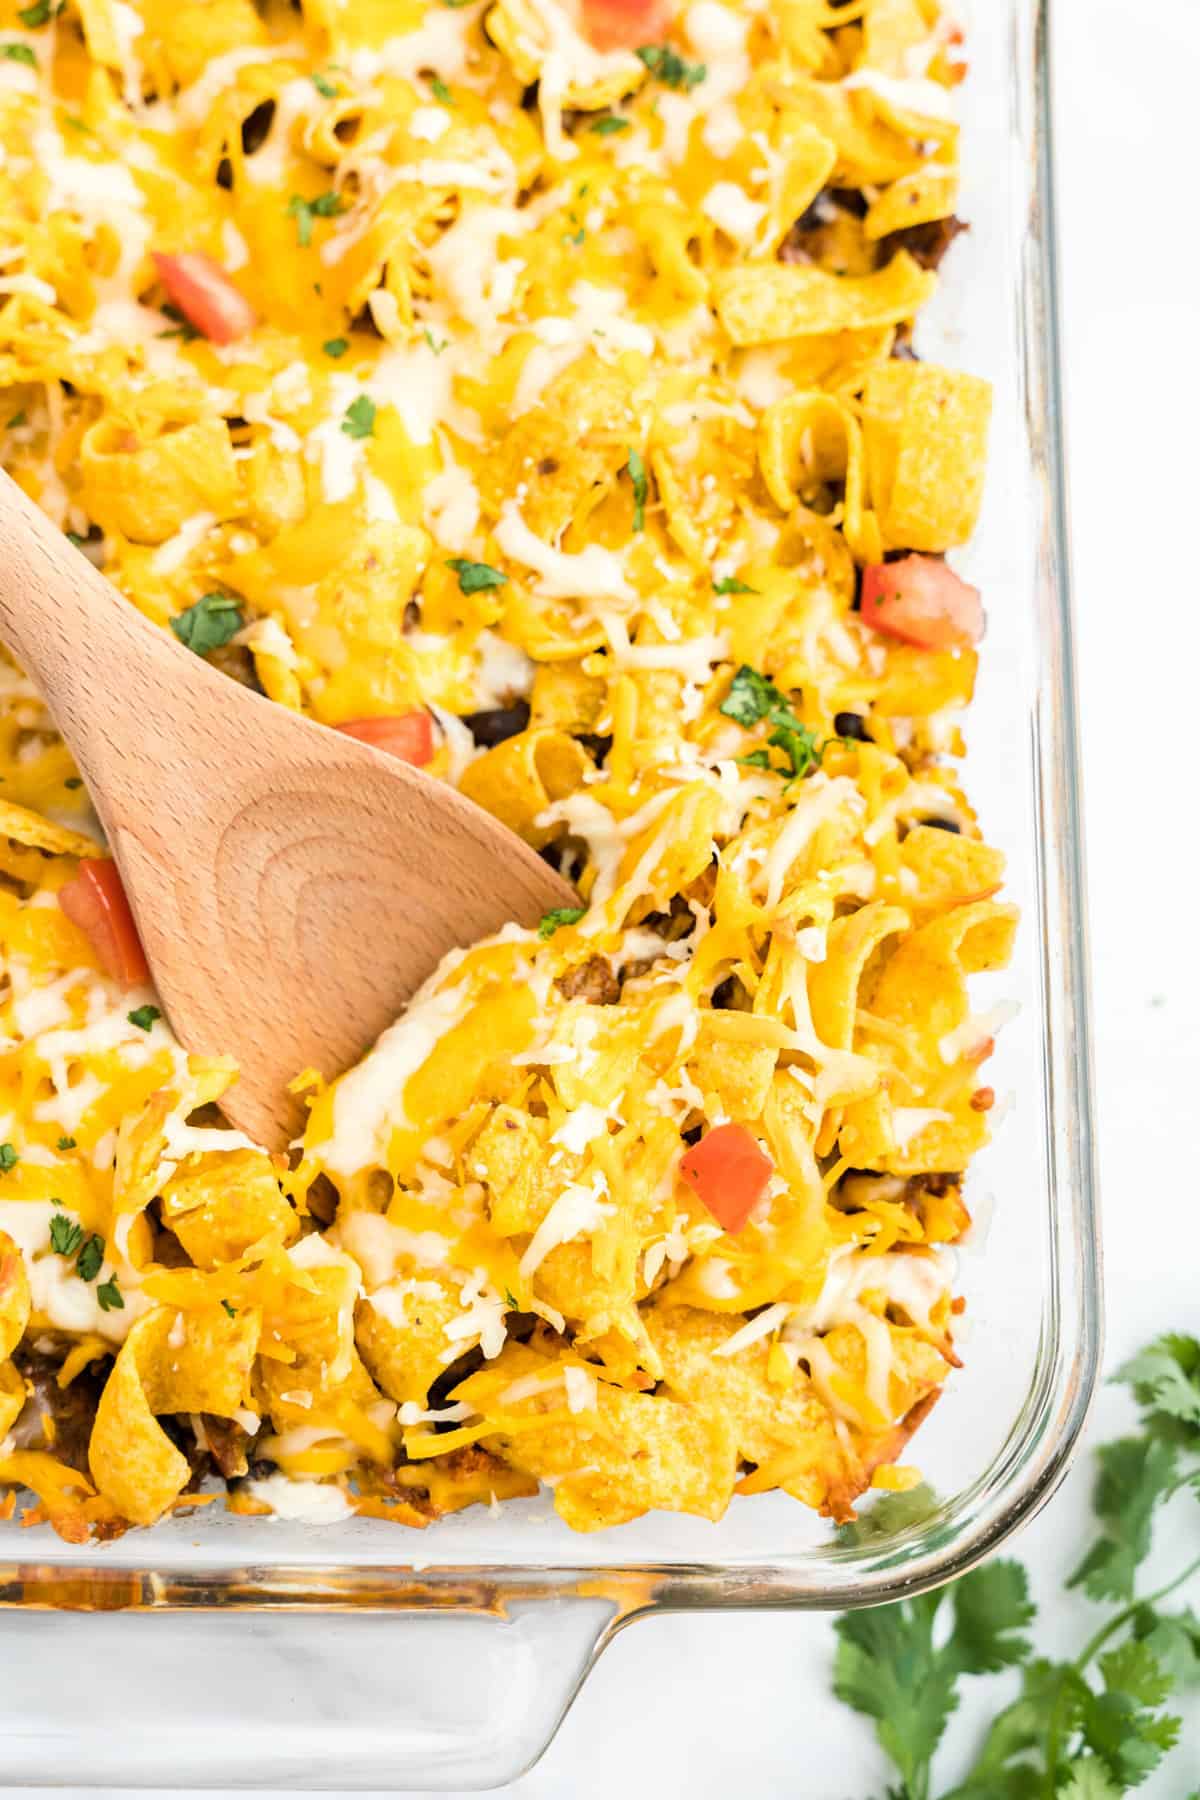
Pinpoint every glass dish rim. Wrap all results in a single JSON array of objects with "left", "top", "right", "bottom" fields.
[{"left": 0, "top": 0, "right": 1101, "bottom": 1623}]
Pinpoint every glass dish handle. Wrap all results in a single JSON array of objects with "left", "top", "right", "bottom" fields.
[{"left": 0, "top": 1593, "right": 622, "bottom": 1789}]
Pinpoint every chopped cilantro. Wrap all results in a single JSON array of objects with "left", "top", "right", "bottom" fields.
[
  {"left": 635, "top": 43, "right": 705, "bottom": 92},
  {"left": 221, "top": 1299, "right": 238, "bottom": 1318},
  {"left": 446, "top": 557, "right": 507, "bottom": 595},
  {"left": 322, "top": 336, "right": 349, "bottom": 358},
  {"left": 65, "top": 531, "right": 85, "bottom": 549},
  {"left": 158, "top": 302, "right": 199, "bottom": 342},
  {"left": 311, "top": 70, "right": 340, "bottom": 98},
  {"left": 566, "top": 226, "right": 585, "bottom": 245},
  {"left": 538, "top": 906, "right": 585, "bottom": 939},
  {"left": 49, "top": 1213, "right": 83, "bottom": 1257},
  {"left": 127, "top": 1004, "right": 161, "bottom": 1031},
  {"left": 74, "top": 1233, "right": 104, "bottom": 1283},
  {"left": 624, "top": 448, "right": 647, "bottom": 532},
  {"left": 423, "top": 328, "right": 447, "bottom": 354},
  {"left": 340, "top": 394, "right": 376, "bottom": 439},
  {"left": 719, "top": 664, "right": 825, "bottom": 780},
  {"left": 430, "top": 75, "right": 453, "bottom": 104},
  {"left": 589, "top": 114, "right": 630, "bottom": 135},
  {"left": 0, "top": 1143, "right": 17, "bottom": 1171},
  {"left": 64, "top": 776, "right": 83, "bottom": 789},
  {"left": 170, "top": 593, "right": 243, "bottom": 656},
  {"left": 503, "top": 1288, "right": 519, "bottom": 1311},
  {"left": 1, "top": 43, "right": 38, "bottom": 66},
  {"left": 96, "top": 1275, "right": 124, "bottom": 1312},
  {"left": 18, "top": 0, "right": 62, "bottom": 23},
  {"left": 57, "top": 1135, "right": 76, "bottom": 1150},
  {"left": 287, "top": 190, "right": 344, "bottom": 247},
  {"left": 713, "top": 576, "right": 758, "bottom": 596},
  {"left": 6, "top": 410, "right": 26, "bottom": 429}
]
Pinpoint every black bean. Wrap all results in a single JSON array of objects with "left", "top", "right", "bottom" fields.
[
  {"left": 240, "top": 100, "right": 276, "bottom": 157},
  {"left": 834, "top": 711, "right": 873, "bottom": 743},
  {"left": 461, "top": 702, "right": 530, "bottom": 748}
]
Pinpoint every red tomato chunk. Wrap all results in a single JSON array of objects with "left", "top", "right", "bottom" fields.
[
  {"left": 679, "top": 1123, "right": 774, "bottom": 1234},
  {"left": 335, "top": 712, "right": 435, "bottom": 766},
  {"left": 59, "top": 858, "right": 150, "bottom": 988},
  {"left": 860, "top": 555, "right": 984, "bottom": 651}
]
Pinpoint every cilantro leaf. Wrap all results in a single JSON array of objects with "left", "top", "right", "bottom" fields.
[
  {"left": 720, "top": 663, "right": 781, "bottom": 727},
  {"left": 57, "top": 1135, "right": 76, "bottom": 1150},
  {"left": 1097, "top": 1639, "right": 1174, "bottom": 1708},
  {"left": 221, "top": 1298, "right": 237, "bottom": 1317},
  {"left": 18, "top": 0, "right": 62, "bottom": 23},
  {"left": 127, "top": 1004, "right": 161, "bottom": 1031},
  {"left": 713, "top": 576, "right": 758, "bottom": 595},
  {"left": 1080, "top": 1686, "right": 1180, "bottom": 1788},
  {"left": 170, "top": 593, "right": 243, "bottom": 656},
  {"left": 635, "top": 43, "right": 705, "bottom": 91},
  {"left": 1, "top": 43, "right": 38, "bottom": 66},
  {"left": 948, "top": 1560, "right": 1035, "bottom": 1675},
  {"left": 430, "top": 75, "right": 453, "bottom": 104},
  {"left": 322, "top": 336, "right": 349, "bottom": 357},
  {"left": 96, "top": 1275, "right": 124, "bottom": 1312},
  {"left": 158, "top": 301, "right": 199, "bottom": 342},
  {"left": 0, "top": 1142, "right": 17, "bottom": 1171},
  {"left": 833, "top": 1590, "right": 958, "bottom": 1794},
  {"left": 836, "top": 1482, "right": 939, "bottom": 1548},
  {"left": 74, "top": 1233, "right": 104, "bottom": 1283},
  {"left": 287, "top": 191, "right": 344, "bottom": 246},
  {"left": 538, "top": 906, "right": 585, "bottom": 939},
  {"left": 624, "top": 448, "right": 647, "bottom": 532},
  {"left": 6, "top": 409, "right": 26, "bottom": 428},
  {"left": 767, "top": 713, "right": 824, "bottom": 780},
  {"left": 340, "top": 394, "right": 376, "bottom": 439},
  {"left": 1131, "top": 1605, "right": 1200, "bottom": 1685},
  {"left": 589, "top": 114, "right": 630, "bottom": 135},
  {"left": 1056, "top": 1759, "right": 1124, "bottom": 1800},
  {"left": 1116, "top": 1334, "right": 1200, "bottom": 1445},
  {"left": 49, "top": 1213, "right": 83, "bottom": 1257},
  {"left": 446, "top": 557, "right": 507, "bottom": 595},
  {"left": 311, "top": 70, "right": 340, "bottom": 98},
  {"left": 1068, "top": 1436, "right": 1178, "bottom": 1602}
]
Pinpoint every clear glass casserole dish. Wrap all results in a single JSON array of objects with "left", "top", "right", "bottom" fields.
[{"left": 0, "top": 0, "right": 1100, "bottom": 1786}]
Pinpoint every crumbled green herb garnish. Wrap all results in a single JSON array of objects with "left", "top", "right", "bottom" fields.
[
  {"left": 589, "top": 114, "right": 630, "bottom": 135},
  {"left": 446, "top": 557, "right": 507, "bottom": 595},
  {"left": 170, "top": 593, "right": 243, "bottom": 656},
  {"left": 286, "top": 190, "right": 344, "bottom": 247},
  {"left": 830, "top": 1330, "right": 1200, "bottom": 1798},
  {"left": 566, "top": 226, "right": 585, "bottom": 245},
  {"left": 96, "top": 1275, "right": 124, "bottom": 1312},
  {"left": 65, "top": 531, "right": 86, "bottom": 549},
  {"left": 221, "top": 1299, "right": 238, "bottom": 1318},
  {"left": 127, "top": 1005, "right": 161, "bottom": 1032},
  {"left": 423, "top": 328, "right": 447, "bottom": 354},
  {"left": 311, "top": 69, "right": 340, "bottom": 98},
  {"left": 322, "top": 336, "right": 349, "bottom": 358},
  {"left": 503, "top": 1288, "right": 519, "bottom": 1311},
  {"left": 74, "top": 1233, "right": 104, "bottom": 1283},
  {"left": 341, "top": 394, "right": 376, "bottom": 439},
  {"left": 158, "top": 302, "right": 199, "bottom": 342},
  {"left": 1, "top": 43, "right": 38, "bottom": 66},
  {"left": 18, "top": 0, "right": 62, "bottom": 24},
  {"left": 6, "top": 410, "right": 26, "bottom": 429},
  {"left": 719, "top": 664, "right": 824, "bottom": 780},
  {"left": 624, "top": 448, "right": 647, "bottom": 532},
  {"left": 635, "top": 43, "right": 705, "bottom": 92},
  {"left": 538, "top": 906, "right": 586, "bottom": 939},
  {"left": 57, "top": 1135, "right": 76, "bottom": 1150},
  {"left": 713, "top": 576, "right": 758, "bottom": 596},
  {"left": 430, "top": 75, "right": 453, "bottom": 104},
  {"left": 0, "top": 1143, "right": 18, "bottom": 1171},
  {"left": 49, "top": 1213, "right": 83, "bottom": 1257},
  {"left": 64, "top": 776, "right": 83, "bottom": 789}
]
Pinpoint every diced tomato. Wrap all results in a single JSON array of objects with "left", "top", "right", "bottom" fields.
[
  {"left": 152, "top": 251, "right": 257, "bottom": 345},
  {"left": 860, "top": 556, "right": 984, "bottom": 651},
  {"left": 335, "top": 712, "right": 435, "bottom": 767},
  {"left": 580, "top": 0, "right": 673, "bottom": 50},
  {"left": 58, "top": 858, "right": 150, "bottom": 989},
  {"left": 678, "top": 1123, "right": 773, "bottom": 1235}
]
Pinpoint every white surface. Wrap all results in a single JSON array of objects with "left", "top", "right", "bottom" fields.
[{"left": 18, "top": 0, "right": 1200, "bottom": 1793}]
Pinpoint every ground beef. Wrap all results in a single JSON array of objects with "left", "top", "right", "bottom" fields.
[
  {"left": 198, "top": 1414, "right": 253, "bottom": 1480},
  {"left": 880, "top": 214, "right": 968, "bottom": 272},
  {"left": 556, "top": 955, "right": 620, "bottom": 1005},
  {"left": 9, "top": 1344, "right": 109, "bottom": 1472}
]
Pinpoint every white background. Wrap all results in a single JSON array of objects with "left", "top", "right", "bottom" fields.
[{"left": 28, "top": 0, "right": 1200, "bottom": 1794}]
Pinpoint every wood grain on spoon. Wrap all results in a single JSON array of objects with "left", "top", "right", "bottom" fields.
[{"left": 0, "top": 469, "right": 577, "bottom": 1151}]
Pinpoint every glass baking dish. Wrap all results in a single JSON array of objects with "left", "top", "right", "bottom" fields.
[{"left": 0, "top": 0, "right": 1099, "bottom": 1786}]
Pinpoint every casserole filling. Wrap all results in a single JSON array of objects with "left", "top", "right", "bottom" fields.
[{"left": 0, "top": 0, "right": 1008, "bottom": 1537}]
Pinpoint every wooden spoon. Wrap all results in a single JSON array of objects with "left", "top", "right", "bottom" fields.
[{"left": 0, "top": 470, "right": 576, "bottom": 1151}]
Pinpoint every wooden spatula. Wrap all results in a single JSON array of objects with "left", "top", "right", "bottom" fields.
[{"left": 0, "top": 470, "right": 576, "bottom": 1151}]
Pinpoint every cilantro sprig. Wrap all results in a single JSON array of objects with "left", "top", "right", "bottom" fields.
[
  {"left": 286, "top": 190, "right": 345, "bottom": 247},
  {"left": 171, "top": 593, "right": 243, "bottom": 655},
  {"left": 446, "top": 557, "right": 507, "bottom": 595},
  {"left": 830, "top": 1331, "right": 1200, "bottom": 1798},
  {"left": 624, "top": 448, "right": 647, "bottom": 533},
  {"left": 538, "top": 906, "right": 585, "bottom": 939},
  {"left": 719, "top": 664, "right": 825, "bottom": 781}
]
